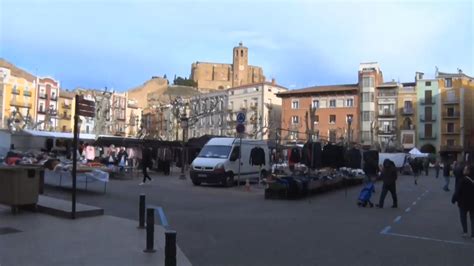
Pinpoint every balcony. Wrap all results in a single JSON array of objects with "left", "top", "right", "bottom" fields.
[
  {"left": 378, "top": 129, "right": 396, "bottom": 135},
  {"left": 420, "top": 98, "right": 435, "bottom": 105},
  {"left": 250, "top": 103, "right": 258, "bottom": 110},
  {"left": 440, "top": 145, "right": 463, "bottom": 152},
  {"left": 442, "top": 112, "right": 460, "bottom": 119},
  {"left": 443, "top": 98, "right": 459, "bottom": 105},
  {"left": 240, "top": 105, "right": 247, "bottom": 110},
  {"left": 61, "top": 114, "right": 71, "bottom": 120},
  {"left": 23, "top": 91, "right": 31, "bottom": 97},
  {"left": 12, "top": 88, "right": 20, "bottom": 95},
  {"left": 401, "top": 108, "right": 414, "bottom": 115},
  {"left": 10, "top": 99, "right": 31, "bottom": 108},
  {"left": 38, "top": 108, "right": 46, "bottom": 114},
  {"left": 420, "top": 114, "right": 437, "bottom": 122},
  {"left": 442, "top": 130, "right": 460, "bottom": 135},
  {"left": 419, "top": 133, "right": 437, "bottom": 140},
  {"left": 378, "top": 110, "right": 396, "bottom": 117},
  {"left": 39, "top": 93, "right": 47, "bottom": 99},
  {"left": 62, "top": 103, "right": 71, "bottom": 109},
  {"left": 50, "top": 95, "right": 58, "bottom": 101}
]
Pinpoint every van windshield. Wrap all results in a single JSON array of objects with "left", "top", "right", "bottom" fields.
[{"left": 197, "top": 145, "right": 232, "bottom": 159}]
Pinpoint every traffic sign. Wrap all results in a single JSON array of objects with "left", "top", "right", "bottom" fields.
[
  {"left": 236, "top": 123, "right": 245, "bottom": 134},
  {"left": 236, "top": 112, "right": 246, "bottom": 124},
  {"left": 76, "top": 95, "right": 95, "bottom": 118}
]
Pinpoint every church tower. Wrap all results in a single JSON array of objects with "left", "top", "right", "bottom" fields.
[{"left": 232, "top": 42, "right": 249, "bottom": 87}]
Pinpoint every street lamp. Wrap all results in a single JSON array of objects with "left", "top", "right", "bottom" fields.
[
  {"left": 179, "top": 103, "right": 189, "bottom": 180},
  {"left": 347, "top": 115, "right": 353, "bottom": 144}
]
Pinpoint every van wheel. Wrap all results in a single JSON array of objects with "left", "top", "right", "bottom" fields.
[
  {"left": 224, "top": 173, "right": 234, "bottom": 187},
  {"left": 192, "top": 179, "right": 201, "bottom": 186}
]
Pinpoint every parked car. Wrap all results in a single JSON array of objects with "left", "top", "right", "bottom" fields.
[{"left": 189, "top": 137, "right": 270, "bottom": 187}]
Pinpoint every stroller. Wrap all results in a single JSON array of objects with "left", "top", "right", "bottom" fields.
[{"left": 357, "top": 178, "right": 375, "bottom": 207}]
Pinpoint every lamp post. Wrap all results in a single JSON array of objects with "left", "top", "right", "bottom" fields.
[
  {"left": 347, "top": 115, "right": 353, "bottom": 144},
  {"left": 179, "top": 103, "right": 189, "bottom": 180}
]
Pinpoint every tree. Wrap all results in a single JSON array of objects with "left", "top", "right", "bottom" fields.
[{"left": 173, "top": 76, "right": 197, "bottom": 87}]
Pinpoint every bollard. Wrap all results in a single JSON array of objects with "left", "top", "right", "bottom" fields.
[
  {"left": 165, "top": 230, "right": 177, "bottom": 266},
  {"left": 138, "top": 194, "right": 146, "bottom": 229},
  {"left": 143, "top": 208, "right": 156, "bottom": 253}
]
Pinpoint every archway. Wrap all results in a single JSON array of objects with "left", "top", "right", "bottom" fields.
[{"left": 420, "top": 143, "right": 436, "bottom": 154}]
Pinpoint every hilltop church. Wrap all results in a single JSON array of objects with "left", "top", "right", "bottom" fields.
[{"left": 190, "top": 42, "right": 266, "bottom": 91}]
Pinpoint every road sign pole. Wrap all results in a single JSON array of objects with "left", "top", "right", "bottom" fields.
[
  {"left": 238, "top": 135, "right": 242, "bottom": 187},
  {"left": 71, "top": 96, "right": 79, "bottom": 219}
]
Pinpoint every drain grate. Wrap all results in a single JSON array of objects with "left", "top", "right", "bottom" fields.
[{"left": 0, "top": 227, "right": 22, "bottom": 235}]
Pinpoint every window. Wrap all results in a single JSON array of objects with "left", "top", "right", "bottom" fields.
[
  {"left": 447, "top": 139, "right": 455, "bottom": 146},
  {"left": 312, "top": 99, "right": 319, "bottom": 108},
  {"left": 268, "top": 88, "right": 271, "bottom": 92},
  {"left": 445, "top": 78, "right": 452, "bottom": 88},
  {"left": 362, "top": 111, "right": 374, "bottom": 121},
  {"left": 329, "top": 115, "right": 336, "bottom": 124},
  {"left": 292, "top": 116, "right": 299, "bottom": 124},
  {"left": 447, "top": 107, "right": 455, "bottom": 116},
  {"left": 289, "top": 131, "right": 299, "bottom": 140},
  {"left": 447, "top": 123, "right": 454, "bottom": 133},
  {"left": 291, "top": 100, "right": 299, "bottom": 109},
  {"left": 329, "top": 99, "right": 336, "bottom": 107},
  {"left": 447, "top": 90, "right": 456, "bottom": 102},
  {"left": 362, "top": 77, "right": 374, "bottom": 87},
  {"left": 314, "top": 115, "right": 319, "bottom": 124},
  {"left": 329, "top": 130, "right": 337, "bottom": 142},
  {"left": 404, "top": 101, "right": 413, "bottom": 110},
  {"left": 425, "top": 81, "right": 431, "bottom": 86},
  {"left": 362, "top": 131, "right": 371, "bottom": 141},
  {"left": 362, "top": 92, "right": 374, "bottom": 102},
  {"left": 241, "top": 50, "right": 243, "bottom": 57},
  {"left": 346, "top": 99, "right": 354, "bottom": 107}
]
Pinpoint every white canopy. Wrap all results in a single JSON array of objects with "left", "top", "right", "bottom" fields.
[
  {"left": 20, "top": 129, "right": 96, "bottom": 140},
  {"left": 408, "top": 148, "right": 429, "bottom": 158}
]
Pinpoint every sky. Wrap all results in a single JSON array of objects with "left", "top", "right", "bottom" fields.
[{"left": 1, "top": 0, "right": 473, "bottom": 91}]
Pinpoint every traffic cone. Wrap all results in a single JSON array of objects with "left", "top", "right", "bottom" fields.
[{"left": 245, "top": 179, "right": 251, "bottom": 192}]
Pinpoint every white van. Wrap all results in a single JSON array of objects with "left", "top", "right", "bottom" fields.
[{"left": 190, "top": 137, "right": 270, "bottom": 186}]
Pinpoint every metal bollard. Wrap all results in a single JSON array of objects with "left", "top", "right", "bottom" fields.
[
  {"left": 143, "top": 208, "right": 156, "bottom": 253},
  {"left": 138, "top": 194, "right": 146, "bottom": 229},
  {"left": 165, "top": 230, "right": 177, "bottom": 266}
]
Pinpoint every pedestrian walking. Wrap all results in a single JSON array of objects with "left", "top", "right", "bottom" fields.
[
  {"left": 140, "top": 146, "right": 153, "bottom": 185},
  {"left": 443, "top": 160, "right": 452, "bottom": 191},
  {"left": 376, "top": 159, "right": 398, "bottom": 209},
  {"left": 117, "top": 147, "right": 128, "bottom": 172},
  {"left": 452, "top": 165, "right": 474, "bottom": 239},
  {"left": 423, "top": 159, "right": 429, "bottom": 176},
  {"left": 410, "top": 158, "right": 420, "bottom": 185},
  {"left": 434, "top": 160, "right": 440, "bottom": 179}
]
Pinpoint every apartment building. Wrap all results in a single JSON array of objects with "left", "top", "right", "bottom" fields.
[
  {"left": 189, "top": 90, "right": 228, "bottom": 138},
  {"left": 58, "top": 89, "right": 75, "bottom": 132},
  {"left": 397, "top": 82, "right": 417, "bottom": 150},
  {"left": 277, "top": 84, "right": 359, "bottom": 144},
  {"left": 358, "top": 62, "right": 384, "bottom": 147},
  {"left": 376, "top": 82, "right": 398, "bottom": 149},
  {"left": 228, "top": 81, "right": 287, "bottom": 140},
  {"left": 415, "top": 72, "right": 441, "bottom": 154},
  {"left": 36, "top": 77, "right": 59, "bottom": 130},
  {"left": 438, "top": 69, "right": 474, "bottom": 161}
]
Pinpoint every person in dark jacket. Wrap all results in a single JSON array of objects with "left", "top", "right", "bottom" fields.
[
  {"left": 410, "top": 158, "right": 420, "bottom": 185},
  {"left": 434, "top": 160, "right": 440, "bottom": 179},
  {"left": 443, "top": 161, "right": 452, "bottom": 191},
  {"left": 452, "top": 165, "right": 474, "bottom": 238},
  {"left": 453, "top": 161, "right": 465, "bottom": 191},
  {"left": 423, "top": 159, "right": 429, "bottom": 176},
  {"left": 377, "top": 159, "right": 398, "bottom": 208},
  {"left": 140, "top": 146, "right": 153, "bottom": 185}
]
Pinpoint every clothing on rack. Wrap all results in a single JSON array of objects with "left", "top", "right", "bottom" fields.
[
  {"left": 288, "top": 147, "right": 301, "bottom": 164},
  {"left": 363, "top": 150, "right": 379, "bottom": 176},
  {"left": 249, "top": 147, "right": 266, "bottom": 166}
]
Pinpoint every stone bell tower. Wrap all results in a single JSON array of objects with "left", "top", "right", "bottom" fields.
[{"left": 232, "top": 42, "right": 249, "bottom": 87}]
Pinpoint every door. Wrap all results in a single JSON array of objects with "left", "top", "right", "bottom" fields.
[
  {"left": 425, "top": 124, "right": 433, "bottom": 138},
  {"left": 425, "top": 106, "right": 432, "bottom": 121}
]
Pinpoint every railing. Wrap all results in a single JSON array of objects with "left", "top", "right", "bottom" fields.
[
  {"left": 378, "top": 110, "right": 396, "bottom": 116},
  {"left": 378, "top": 129, "right": 396, "bottom": 135},
  {"left": 50, "top": 95, "right": 58, "bottom": 101},
  {"left": 62, "top": 103, "right": 71, "bottom": 109},
  {"left": 420, "top": 114, "right": 437, "bottom": 122},
  {"left": 377, "top": 92, "right": 397, "bottom": 97},
  {"left": 419, "top": 133, "right": 437, "bottom": 140},
  {"left": 10, "top": 99, "right": 31, "bottom": 108},
  {"left": 23, "top": 91, "right": 31, "bottom": 97},
  {"left": 61, "top": 114, "right": 72, "bottom": 120},
  {"left": 440, "top": 145, "right": 463, "bottom": 151},
  {"left": 401, "top": 108, "right": 414, "bottom": 115},
  {"left": 443, "top": 98, "right": 459, "bottom": 104},
  {"left": 420, "top": 98, "right": 435, "bottom": 105},
  {"left": 38, "top": 109, "right": 46, "bottom": 114},
  {"left": 12, "top": 88, "right": 20, "bottom": 95},
  {"left": 442, "top": 130, "right": 460, "bottom": 135},
  {"left": 39, "top": 93, "right": 47, "bottom": 99},
  {"left": 443, "top": 111, "right": 460, "bottom": 118}
]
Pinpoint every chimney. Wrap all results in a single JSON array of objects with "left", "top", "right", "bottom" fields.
[
  {"left": 271, "top": 78, "right": 276, "bottom": 85},
  {"left": 415, "top": 72, "right": 424, "bottom": 81}
]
